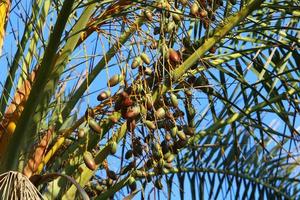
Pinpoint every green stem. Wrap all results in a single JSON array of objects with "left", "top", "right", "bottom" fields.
[
  {"left": 190, "top": 87, "right": 297, "bottom": 144},
  {"left": 95, "top": 176, "right": 132, "bottom": 200},
  {"left": 62, "top": 122, "right": 127, "bottom": 199},
  {"left": 0, "top": 0, "right": 44, "bottom": 113},
  {"left": 1, "top": 0, "right": 76, "bottom": 171},
  {"left": 61, "top": 8, "right": 149, "bottom": 120},
  {"left": 17, "top": 0, "right": 51, "bottom": 88},
  {"left": 171, "top": 0, "right": 264, "bottom": 81},
  {"left": 138, "top": 167, "right": 291, "bottom": 199}
]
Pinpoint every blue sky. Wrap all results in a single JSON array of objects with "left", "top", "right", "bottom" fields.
[{"left": 1, "top": 0, "right": 300, "bottom": 199}]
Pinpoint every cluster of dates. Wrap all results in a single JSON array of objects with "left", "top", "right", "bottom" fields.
[{"left": 79, "top": 0, "right": 224, "bottom": 195}]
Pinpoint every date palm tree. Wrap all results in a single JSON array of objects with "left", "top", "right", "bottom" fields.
[{"left": 0, "top": 0, "right": 299, "bottom": 199}]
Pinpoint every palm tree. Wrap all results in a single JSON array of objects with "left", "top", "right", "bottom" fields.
[{"left": 0, "top": 0, "right": 299, "bottom": 199}]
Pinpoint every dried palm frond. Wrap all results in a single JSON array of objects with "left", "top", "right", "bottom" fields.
[
  {"left": 0, "top": 171, "right": 43, "bottom": 200},
  {"left": 0, "top": 0, "right": 10, "bottom": 55},
  {"left": 23, "top": 127, "right": 53, "bottom": 178},
  {"left": 0, "top": 69, "right": 37, "bottom": 158}
]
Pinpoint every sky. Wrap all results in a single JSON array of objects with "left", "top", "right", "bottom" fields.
[{"left": 1, "top": 0, "right": 300, "bottom": 199}]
